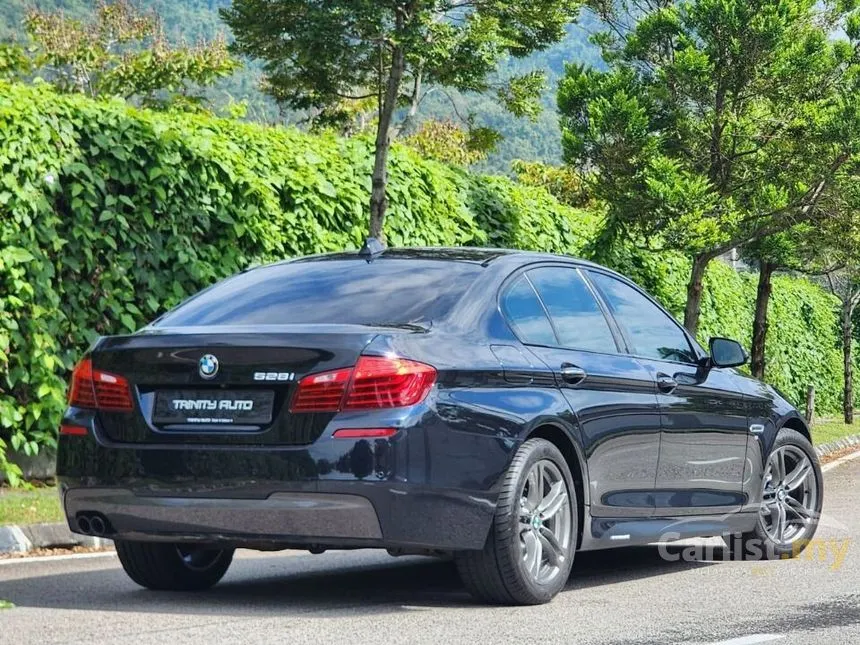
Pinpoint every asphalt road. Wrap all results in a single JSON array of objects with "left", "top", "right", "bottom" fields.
[{"left": 1, "top": 456, "right": 858, "bottom": 645}]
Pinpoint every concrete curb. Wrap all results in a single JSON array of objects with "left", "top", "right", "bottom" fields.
[
  {"left": 1, "top": 434, "right": 858, "bottom": 555},
  {"left": 0, "top": 522, "right": 112, "bottom": 554},
  {"left": 814, "top": 433, "right": 860, "bottom": 458}
]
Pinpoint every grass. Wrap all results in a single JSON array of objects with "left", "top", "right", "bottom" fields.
[
  {"left": 811, "top": 416, "right": 860, "bottom": 446},
  {"left": 0, "top": 600, "right": 14, "bottom": 609},
  {"left": 0, "top": 486, "right": 63, "bottom": 526}
]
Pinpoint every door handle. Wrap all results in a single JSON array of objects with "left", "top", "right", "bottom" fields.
[
  {"left": 559, "top": 363, "right": 587, "bottom": 385},
  {"left": 656, "top": 373, "right": 678, "bottom": 393}
]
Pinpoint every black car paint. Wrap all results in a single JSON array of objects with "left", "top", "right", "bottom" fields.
[{"left": 57, "top": 249, "right": 810, "bottom": 553}]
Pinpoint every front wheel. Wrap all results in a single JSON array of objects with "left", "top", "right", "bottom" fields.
[
  {"left": 726, "top": 428, "right": 823, "bottom": 560},
  {"left": 455, "top": 438, "right": 577, "bottom": 605},
  {"left": 115, "top": 541, "right": 234, "bottom": 591}
]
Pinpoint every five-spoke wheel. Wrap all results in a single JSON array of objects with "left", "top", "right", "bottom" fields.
[
  {"left": 518, "top": 459, "right": 573, "bottom": 586},
  {"left": 456, "top": 438, "right": 577, "bottom": 605},
  {"left": 726, "top": 427, "right": 823, "bottom": 559}
]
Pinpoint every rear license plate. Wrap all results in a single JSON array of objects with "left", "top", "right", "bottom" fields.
[{"left": 153, "top": 390, "right": 275, "bottom": 425}]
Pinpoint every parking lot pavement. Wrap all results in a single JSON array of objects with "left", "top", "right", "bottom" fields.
[{"left": 1, "top": 455, "right": 858, "bottom": 645}]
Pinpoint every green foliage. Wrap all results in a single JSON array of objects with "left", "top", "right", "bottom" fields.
[
  {"left": 559, "top": 0, "right": 860, "bottom": 332},
  {"left": 222, "top": 0, "right": 582, "bottom": 126},
  {"left": 22, "top": 0, "right": 240, "bottom": 110},
  {"left": 404, "top": 120, "right": 495, "bottom": 167},
  {"left": 0, "top": 81, "right": 587, "bottom": 481},
  {"left": 512, "top": 159, "right": 591, "bottom": 207},
  {"left": 223, "top": 0, "right": 585, "bottom": 237}
]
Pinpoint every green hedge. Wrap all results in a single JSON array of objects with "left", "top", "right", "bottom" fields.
[{"left": 0, "top": 81, "right": 849, "bottom": 481}]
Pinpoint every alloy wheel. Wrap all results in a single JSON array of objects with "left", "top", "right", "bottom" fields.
[
  {"left": 518, "top": 459, "right": 572, "bottom": 585},
  {"left": 760, "top": 445, "right": 819, "bottom": 546}
]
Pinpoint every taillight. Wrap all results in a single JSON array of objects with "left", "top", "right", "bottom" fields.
[
  {"left": 290, "top": 367, "right": 352, "bottom": 412},
  {"left": 344, "top": 356, "right": 436, "bottom": 409},
  {"left": 68, "top": 358, "right": 133, "bottom": 411},
  {"left": 290, "top": 356, "right": 436, "bottom": 413}
]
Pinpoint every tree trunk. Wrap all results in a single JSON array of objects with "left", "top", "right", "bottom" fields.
[
  {"left": 683, "top": 253, "right": 712, "bottom": 336},
  {"left": 369, "top": 45, "right": 406, "bottom": 242},
  {"left": 842, "top": 300, "right": 855, "bottom": 424},
  {"left": 751, "top": 262, "right": 776, "bottom": 380}
]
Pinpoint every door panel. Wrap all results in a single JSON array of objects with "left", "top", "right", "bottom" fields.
[
  {"left": 646, "top": 363, "right": 750, "bottom": 515},
  {"left": 527, "top": 347, "right": 661, "bottom": 517},
  {"left": 585, "top": 269, "right": 748, "bottom": 517}
]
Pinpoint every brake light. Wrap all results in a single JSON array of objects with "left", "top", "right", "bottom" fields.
[
  {"left": 68, "top": 358, "right": 133, "bottom": 411},
  {"left": 290, "top": 356, "right": 436, "bottom": 413}
]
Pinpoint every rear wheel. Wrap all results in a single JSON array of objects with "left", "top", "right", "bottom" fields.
[
  {"left": 455, "top": 438, "right": 577, "bottom": 605},
  {"left": 725, "top": 428, "right": 822, "bottom": 560},
  {"left": 115, "top": 541, "right": 234, "bottom": 591}
]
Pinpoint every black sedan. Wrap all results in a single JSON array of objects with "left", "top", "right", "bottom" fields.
[{"left": 57, "top": 246, "right": 823, "bottom": 605}]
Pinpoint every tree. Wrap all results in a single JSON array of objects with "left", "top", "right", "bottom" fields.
[
  {"left": 24, "top": 0, "right": 239, "bottom": 110},
  {"left": 745, "top": 161, "right": 860, "bottom": 383},
  {"left": 744, "top": 230, "right": 809, "bottom": 380},
  {"left": 222, "top": 0, "right": 583, "bottom": 241},
  {"left": 558, "top": 0, "right": 860, "bottom": 335},
  {"left": 824, "top": 268, "right": 860, "bottom": 424}
]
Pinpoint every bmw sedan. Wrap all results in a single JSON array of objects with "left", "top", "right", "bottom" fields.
[{"left": 57, "top": 247, "right": 823, "bottom": 605}]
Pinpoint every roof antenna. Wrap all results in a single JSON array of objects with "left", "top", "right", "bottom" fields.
[{"left": 358, "top": 237, "right": 386, "bottom": 261}]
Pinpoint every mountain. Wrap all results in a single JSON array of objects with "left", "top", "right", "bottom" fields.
[{"left": 0, "top": 1, "right": 602, "bottom": 173}]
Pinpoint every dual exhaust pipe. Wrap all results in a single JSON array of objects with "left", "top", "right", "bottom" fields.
[{"left": 75, "top": 512, "right": 112, "bottom": 536}]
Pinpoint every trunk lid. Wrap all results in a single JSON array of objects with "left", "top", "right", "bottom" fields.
[{"left": 90, "top": 324, "right": 409, "bottom": 445}]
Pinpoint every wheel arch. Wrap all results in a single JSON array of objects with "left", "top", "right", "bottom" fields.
[
  {"left": 525, "top": 423, "right": 588, "bottom": 549},
  {"left": 780, "top": 414, "right": 812, "bottom": 444}
]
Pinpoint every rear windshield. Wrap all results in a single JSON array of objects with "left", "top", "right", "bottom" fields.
[{"left": 154, "top": 258, "right": 483, "bottom": 327}]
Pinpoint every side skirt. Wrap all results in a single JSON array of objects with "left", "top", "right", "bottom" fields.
[{"left": 579, "top": 511, "right": 760, "bottom": 551}]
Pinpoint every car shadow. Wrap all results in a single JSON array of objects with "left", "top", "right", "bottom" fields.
[{"left": 0, "top": 545, "right": 719, "bottom": 617}]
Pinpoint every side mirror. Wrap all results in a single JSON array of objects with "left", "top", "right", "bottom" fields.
[{"left": 709, "top": 337, "right": 748, "bottom": 368}]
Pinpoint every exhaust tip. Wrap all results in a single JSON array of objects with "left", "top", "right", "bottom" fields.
[
  {"left": 76, "top": 515, "right": 92, "bottom": 535},
  {"left": 89, "top": 515, "right": 106, "bottom": 536}
]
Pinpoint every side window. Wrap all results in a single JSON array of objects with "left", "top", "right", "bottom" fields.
[
  {"left": 589, "top": 271, "right": 697, "bottom": 364},
  {"left": 527, "top": 267, "right": 618, "bottom": 354},
  {"left": 500, "top": 275, "right": 557, "bottom": 346}
]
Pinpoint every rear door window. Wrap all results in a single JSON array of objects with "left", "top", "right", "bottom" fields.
[{"left": 527, "top": 267, "right": 619, "bottom": 354}]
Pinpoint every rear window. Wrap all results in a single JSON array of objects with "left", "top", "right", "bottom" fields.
[{"left": 154, "top": 259, "right": 483, "bottom": 327}]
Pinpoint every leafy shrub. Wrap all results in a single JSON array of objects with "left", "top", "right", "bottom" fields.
[
  {"left": 0, "top": 81, "right": 851, "bottom": 483},
  {"left": 0, "top": 81, "right": 587, "bottom": 480}
]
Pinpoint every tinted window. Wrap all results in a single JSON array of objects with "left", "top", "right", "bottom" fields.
[
  {"left": 527, "top": 267, "right": 618, "bottom": 353},
  {"left": 589, "top": 272, "right": 697, "bottom": 364},
  {"left": 156, "top": 259, "right": 482, "bottom": 327},
  {"left": 500, "top": 276, "right": 557, "bottom": 346}
]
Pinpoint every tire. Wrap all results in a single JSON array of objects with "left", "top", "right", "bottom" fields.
[
  {"left": 455, "top": 438, "right": 577, "bottom": 605},
  {"left": 725, "top": 428, "right": 823, "bottom": 560},
  {"left": 115, "top": 541, "right": 234, "bottom": 591}
]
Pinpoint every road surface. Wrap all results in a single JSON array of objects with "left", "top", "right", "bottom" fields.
[{"left": 1, "top": 455, "right": 858, "bottom": 645}]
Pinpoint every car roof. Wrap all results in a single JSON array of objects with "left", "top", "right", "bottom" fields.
[{"left": 289, "top": 246, "right": 604, "bottom": 269}]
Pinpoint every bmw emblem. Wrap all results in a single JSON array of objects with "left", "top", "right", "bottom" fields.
[{"left": 199, "top": 354, "right": 219, "bottom": 380}]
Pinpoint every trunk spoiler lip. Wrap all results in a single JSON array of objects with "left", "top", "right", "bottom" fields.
[
  {"left": 137, "top": 322, "right": 429, "bottom": 334},
  {"left": 89, "top": 323, "right": 430, "bottom": 349}
]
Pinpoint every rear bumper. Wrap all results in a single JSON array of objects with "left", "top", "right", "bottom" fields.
[
  {"left": 64, "top": 488, "right": 383, "bottom": 545},
  {"left": 56, "top": 401, "right": 515, "bottom": 550}
]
